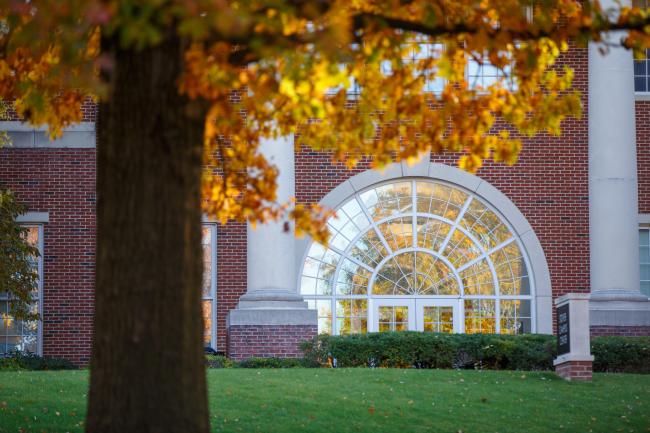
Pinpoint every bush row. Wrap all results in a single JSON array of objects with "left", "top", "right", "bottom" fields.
[
  {"left": 300, "top": 332, "right": 557, "bottom": 370},
  {"left": 592, "top": 336, "right": 650, "bottom": 373},
  {"left": 299, "top": 333, "right": 650, "bottom": 373},
  {"left": 205, "top": 355, "right": 310, "bottom": 369},
  {"left": 0, "top": 352, "right": 77, "bottom": 371},
  {"left": 3, "top": 334, "right": 647, "bottom": 373}
]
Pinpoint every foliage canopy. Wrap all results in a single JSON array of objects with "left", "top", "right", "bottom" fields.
[{"left": 2, "top": 0, "right": 650, "bottom": 238}]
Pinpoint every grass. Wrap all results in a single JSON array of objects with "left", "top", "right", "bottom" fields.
[{"left": 0, "top": 369, "right": 649, "bottom": 433}]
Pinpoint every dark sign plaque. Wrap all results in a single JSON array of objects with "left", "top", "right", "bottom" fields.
[{"left": 557, "top": 304, "right": 570, "bottom": 356}]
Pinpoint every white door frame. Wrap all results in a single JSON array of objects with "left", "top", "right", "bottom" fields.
[
  {"left": 369, "top": 298, "right": 463, "bottom": 333},
  {"left": 369, "top": 298, "right": 416, "bottom": 332},
  {"left": 415, "top": 298, "right": 462, "bottom": 333}
]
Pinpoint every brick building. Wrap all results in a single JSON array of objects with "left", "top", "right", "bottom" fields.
[{"left": 1, "top": 33, "right": 650, "bottom": 365}]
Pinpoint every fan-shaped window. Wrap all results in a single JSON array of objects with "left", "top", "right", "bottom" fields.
[{"left": 301, "top": 179, "right": 534, "bottom": 335}]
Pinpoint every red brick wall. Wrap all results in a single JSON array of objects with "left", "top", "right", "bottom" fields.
[
  {"left": 555, "top": 360, "right": 593, "bottom": 381},
  {"left": 590, "top": 326, "right": 650, "bottom": 337},
  {"left": 0, "top": 148, "right": 96, "bottom": 365},
  {"left": 637, "top": 101, "right": 650, "bottom": 215},
  {"left": 216, "top": 222, "right": 246, "bottom": 351},
  {"left": 227, "top": 325, "right": 317, "bottom": 361}
]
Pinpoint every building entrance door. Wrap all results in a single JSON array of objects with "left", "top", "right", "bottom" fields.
[{"left": 370, "top": 299, "right": 460, "bottom": 333}]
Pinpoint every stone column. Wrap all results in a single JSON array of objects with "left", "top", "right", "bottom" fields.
[
  {"left": 227, "top": 135, "right": 317, "bottom": 360},
  {"left": 589, "top": 0, "right": 650, "bottom": 330}
]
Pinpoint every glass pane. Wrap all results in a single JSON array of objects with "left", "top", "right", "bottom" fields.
[
  {"left": 307, "top": 299, "right": 332, "bottom": 334},
  {"left": 641, "top": 281, "right": 650, "bottom": 297},
  {"left": 460, "top": 260, "right": 494, "bottom": 295},
  {"left": 379, "top": 306, "right": 392, "bottom": 322},
  {"left": 378, "top": 306, "right": 409, "bottom": 332},
  {"left": 460, "top": 200, "right": 512, "bottom": 250},
  {"left": 350, "top": 229, "right": 388, "bottom": 267},
  {"left": 336, "top": 299, "right": 367, "bottom": 334},
  {"left": 423, "top": 306, "right": 453, "bottom": 333},
  {"left": 443, "top": 229, "right": 483, "bottom": 268},
  {"left": 641, "top": 247, "right": 650, "bottom": 263},
  {"left": 336, "top": 259, "right": 370, "bottom": 295},
  {"left": 635, "top": 76, "right": 647, "bottom": 92},
  {"left": 490, "top": 243, "right": 529, "bottom": 295},
  {"left": 416, "top": 217, "right": 451, "bottom": 251},
  {"left": 641, "top": 264, "right": 650, "bottom": 281},
  {"left": 202, "top": 226, "right": 212, "bottom": 298},
  {"left": 378, "top": 217, "right": 414, "bottom": 251},
  {"left": 464, "top": 299, "right": 496, "bottom": 334},
  {"left": 640, "top": 229, "right": 649, "bottom": 246},
  {"left": 361, "top": 182, "right": 412, "bottom": 220},
  {"left": 500, "top": 300, "right": 531, "bottom": 334},
  {"left": 415, "top": 253, "right": 459, "bottom": 295},
  {"left": 202, "top": 300, "right": 212, "bottom": 346}
]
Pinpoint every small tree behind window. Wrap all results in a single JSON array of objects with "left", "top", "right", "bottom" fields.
[{"left": 0, "top": 188, "right": 40, "bottom": 321}]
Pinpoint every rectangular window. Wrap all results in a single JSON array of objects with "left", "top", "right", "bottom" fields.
[
  {"left": 464, "top": 299, "right": 496, "bottom": 334},
  {"left": 634, "top": 49, "right": 650, "bottom": 93},
  {"left": 306, "top": 299, "right": 332, "bottom": 334},
  {"left": 1, "top": 225, "right": 42, "bottom": 356},
  {"left": 500, "top": 299, "right": 531, "bottom": 334},
  {"left": 202, "top": 224, "right": 217, "bottom": 349},
  {"left": 641, "top": 228, "right": 650, "bottom": 297},
  {"left": 336, "top": 299, "right": 367, "bottom": 335}
]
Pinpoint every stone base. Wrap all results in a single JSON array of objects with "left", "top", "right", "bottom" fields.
[
  {"left": 554, "top": 360, "right": 593, "bottom": 381},
  {"left": 590, "top": 295, "right": 650, "bottom": 329},
  {"left": 227, "top": 324, "right": 317, "bottom": 361},
  {"left": 590, "top": 325, "right": 650, "bottom": 337}
]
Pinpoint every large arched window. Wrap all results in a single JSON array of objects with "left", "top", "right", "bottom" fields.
[{"left": 300, "top": 179, "right": 534, "bottom": 335}]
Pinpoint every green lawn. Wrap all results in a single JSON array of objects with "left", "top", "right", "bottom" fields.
[{"left": 1, "top": 369, "right": 649, "bottom": 433}]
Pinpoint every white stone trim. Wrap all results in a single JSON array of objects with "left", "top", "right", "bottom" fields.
[
  {"left": 640, "top": 214, "right": 650, "bottom": 226},
  {"left": 635, "top": 93, "right": 650, "bottom": 101},
  {"left": 1, "top": 121, "right": 95, "bottom": 148},
  {"left": 553, "top": 354, "right": 595, "bottom": 365},
  {"left": 0, "top": 121, "right": 95, "bottom": 132},
  {"left": 16, "top": 211, "right": 49, "bottom": 223},
  {"left": 296, "top": 162, "right": 553, "bottom": 334}
]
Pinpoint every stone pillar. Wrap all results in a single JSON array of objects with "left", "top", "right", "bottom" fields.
[
  {"left": 588, "top": 0, "right": 650, "bottom": 331},
  {"left": 227, "top": 135, "right": 317, "bottom": 360},
  {"left": 554, "top": 294, "right": 594, "bottom": 381}
]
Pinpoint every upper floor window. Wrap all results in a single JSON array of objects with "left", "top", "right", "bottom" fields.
[
  {"left": 0, "top": 225, "right": 42, "bottom": 355},
  {"left": 335, "top": 42, "right": 512, "bottom": 97},
  {"left": 634, "top": 50, "right": 650, "bottom": 93}
]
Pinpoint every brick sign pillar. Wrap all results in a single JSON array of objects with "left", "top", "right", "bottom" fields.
[
  {"left": 553, "top": 293, "right": 594, "bottom": 381},
  {"left": 227, "top": 135, "right": 317, "bottom": 361}
]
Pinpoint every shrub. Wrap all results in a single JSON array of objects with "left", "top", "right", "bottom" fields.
[
  {"left": 236, "top": 357, "right": 304, "bottom": 368},
  {"left": 301, "top": 332, "right": 557, "bottom": 370},
  {"left": 205, "top": 355, "right": 235, "bottom": 369},
  {"left": 592, "top": 337, "right": 650, "bottom": 374},
  {"left": 0, "top": 351, "right": 76, "bottom": 370}
]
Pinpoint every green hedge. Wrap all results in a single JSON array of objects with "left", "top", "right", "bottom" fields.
[
  {"left": 592, "top": 337, "right": 650, "bottom": 373},
  {"left": 205, "top": 355, "right": 310, "bottom": 369},
  {"left": 300, "top": 332, "right": 557, "bottom": 370},
  {"left": 0, "top": 352, "right": 77, "bottom": 371},
  {"left": 205, "top": 334, "right": 650, "bottom": 373}
]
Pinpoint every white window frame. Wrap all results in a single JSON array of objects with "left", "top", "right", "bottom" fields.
[
  {"left": 202, "top": 223, "right": 218, "bottom": 350},
  {"left": 1, "top": 219, "right": 44, "bottom": 356},
  {"left": 299, "top": 177, "right": 536, "bottom": 336},
  {"left": 640, "top": 214, "right": 650, "bottom": 299}
]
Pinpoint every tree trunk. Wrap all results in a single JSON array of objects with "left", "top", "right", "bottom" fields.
[{"left": 87, "top": 30, "right": 210, "bottom": 433}]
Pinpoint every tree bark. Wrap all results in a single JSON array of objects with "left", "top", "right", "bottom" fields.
[{"left": 87, "top": 30, "right": 210, "bottom": 433}]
